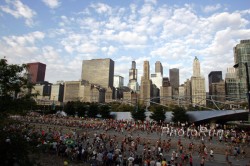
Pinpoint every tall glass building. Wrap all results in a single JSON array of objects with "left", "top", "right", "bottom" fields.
[{"left": 234, "top": 40, "right": 250, "bottom": 100}]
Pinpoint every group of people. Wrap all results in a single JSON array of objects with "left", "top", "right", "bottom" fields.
[{"left": 7, "top": 114, "right": 250, "bottom": 165}]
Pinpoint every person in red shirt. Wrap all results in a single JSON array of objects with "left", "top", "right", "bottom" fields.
[{"left": 189, "top": 154, "right": 193, "bottom": 166}]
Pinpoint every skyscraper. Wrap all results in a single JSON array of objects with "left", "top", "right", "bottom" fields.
[
  {"left": 151, "top": 61, "right": 163, "bottom": 89},
  {"left": 113, "top": 75, "right": 124, "bottom": 88},
  {"left": 81, "top": 58, "right": 114, "bottom": 89},
  {"left": 160, "top": 77, "right": 172, "bottom": 105},
  {"left": 208, "top": 71, "right": 223, "bottom": 95},
  {"left": 140, "top": 61, "right": 152, "bottom": 105},
  {"left": 151, "top": 61, "right": 163, "bottom": 103},
  {"left": 170, "top": 68, "right": 179, "bottom": 98},
  {"left": 27, "top": 62, "right": 46, "bottom": 83},
  {"left": 184, "top": 79, "right": 192, "bottom": 105},
  {"left": 129, "top": 61, "right": 137, "bottom": 82},
  {"left": 143, "top": 61, "right": 150, "bottom": 80},
  {"left": 155, "top": 61, "right": 163, "bottom": 76},
  {"left": 225, "top": 67, "right": 239, "bottom": 101},
  {"left": 128, "top": 61, "right": 139, "bottom": 92},
  {"left": 193, "top": 57, "right": 200, "bottom": 77},
  {"left": 234, "top": 39, "right": 250, "bottom": 99},
  {"left": 191, "top": 57, "right": 206, "bottom": 106}
]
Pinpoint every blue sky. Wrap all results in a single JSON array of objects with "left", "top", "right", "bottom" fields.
[{"left": 1, "top": 0, "right": 250, "bottom": 90}]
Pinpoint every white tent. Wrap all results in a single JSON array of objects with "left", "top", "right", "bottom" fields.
[{"left": 56, "top": 111, "right": 67, "bottom": 116}]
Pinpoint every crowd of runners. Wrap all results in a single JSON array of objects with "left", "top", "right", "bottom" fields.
[{"left": 7, "top": 114, "right": 250, "bottom": 166}]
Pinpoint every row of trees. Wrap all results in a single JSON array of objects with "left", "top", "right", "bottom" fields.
[{"left": 61, "top": 101, "right": 189, "bottom": 124}]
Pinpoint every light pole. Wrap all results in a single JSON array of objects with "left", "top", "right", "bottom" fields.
[{"left": 234, "top": 62, "right": 250, "bottom": 122}]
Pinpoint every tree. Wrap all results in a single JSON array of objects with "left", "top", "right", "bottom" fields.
[
  {"left": 64, "top": 101, "right": 75, "bottom": 115},
  {"left": 171, "top": 106, "right": 189, "bottom": 123},
  {"left": 150, "top": 106, "right": 166, "bottom": 123},
  {"left": 76, "top": 102, "right": 88, "bottom": 117},
  {"left": 131, "top": 105, "right": 146, "bottom": 121},
  {"left": 0, "top": 58, "right": 35, "bottom": 114},
  {"left": 99, "top": 104, "right": 111, "bottom": 119},
  {"left": 117, "top": 104, "right": 135, "bottom": 112},
  {"left": 0, "top": 58, "right": 31, "bottom": 99},
  {"left": 87, "top": 103, "right": 99, "bottom": 118}
]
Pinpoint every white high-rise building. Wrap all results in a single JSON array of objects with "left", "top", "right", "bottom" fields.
[
  {"left": 151, "top": 61, "right": 163, "bottom": 89},
  {"left": 113, "top": 75, "right": 124, "bottom": 88},
  {"left": 193, "top": 57, "right": 201, "bottom": 77},
  {"left": 191, "top": 57, "right": 206, "bottom": 106}
]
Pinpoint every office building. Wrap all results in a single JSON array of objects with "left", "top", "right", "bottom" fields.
[
  {"left": 151, "top": 61, "right": 163, "bottom": 103},
  {"left": 50, "top": 82, "right": 64, "bottom": 102},
  {"left": 178, "top": 85, "right": 186, "bottom": 106},
  {"left": 32, "top": 81, "right": 52, "bottom": 100},
  {"left": 225, "top": 67, "right": 239, "bottom": 101},
  {"left": 128, "top": 61, "right": 139, "bottom": 92},
  {"left": 27, "top": 62, "right": 46, "bottom": 83},
  {"left": 155, "top": 61, "right": 163, "bottom": 75},
  {"left": 63, "top": 81, "right": 84, "bottom": 102},
  {"left": 160, "top": 77, "right": 172, "bottom": 105},
  {"left": 191, "top": 57, "right": 206, "bottom": 106},
  {"left": 210, "top": 80, "right": 226, "bottom": 102},
  {"left": 113, "top": 75, "right": 124, "bottom": 88},
  {"left": 234, "top": 39, "right": 250, "bottom": 99},
  {"left": 81, "top": 58, "right": 114, "bottom": 89},
  {"left": 151, "top": 61, "right": 163, "bottom": 89},
  {"left": 208, "top": 71, "right": 223, "bottom": 95},
  {"left": 170, "top": 68, "right": 179, "bottom": 98},
  {"left": 184, "top": 79, "right": 192, "bottom": 105},
  {"left": 63, "top": 81, "right": 105, "bottom": 103},
  {"left": 140, "top": 61, "right": 152, "bottom": 105}
]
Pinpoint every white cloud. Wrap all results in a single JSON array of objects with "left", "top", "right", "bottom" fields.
[
  {"left": 106, "top": 17, "right": 128, "bottom": 30},
  {"left": 42, "top": 0, "right": 61, "bottom": 9},
  {"left": 77, "top": 43, "right": 99, "bottom": 54},
  {"left": 139, "top": 3, "right": 154, "bottom": 16},
  {"left": 145, "top": 0, "right": 157, "bottom": 5},
  {"left": 0, "top": 0, "right": 36, "bottom": 27},
  {"left": 3, "top": 31, "right": 44, "bottom": 46},
  {"left": 203, "top": 4, "right": 221, "bottom": 13},
  {"left": 2, "top": 1, "right": 250, "bottom": 86},
  {"left": 115, "top": 31, "right": 147, "bottom": 44},
  {"left": 42, "top": 46, "right": 59, "bottom": 61},
  {"left": 90, "top": 3, "right": 112, "bottom": 15},
  {"left": 208, "top": 12, "right": 249, "bottom": 30},
  {"left": 101, "top": 46, "right": 117, "bottom": 56},
  {"left": 151, "top": 41, "right": 192, "bottom": 61}
]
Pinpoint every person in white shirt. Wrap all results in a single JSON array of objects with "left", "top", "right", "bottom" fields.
[
  {"left": 209, "top": 148, "right": 214, "bottom": 161},
  {"left": 155, "top": 159, "right": 161, "bottom": 166}
]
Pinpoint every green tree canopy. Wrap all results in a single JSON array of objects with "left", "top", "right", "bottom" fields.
[
  {"left": 131, "top": 105, "right": 146, "bottom": 121},
  {"left": 0, "top": 58, "right": 31, "bottom": 98},
  {"left": 74, "top": 101, "right": 87, "bottom": 117},
  {"left": 87, "top": 102, "right": 99, "bottom": 118},
  {"left": 64, "top": 101, "right": 75, "bottom": 115},
  {"left": 99, "top": 104, "right": 111, "bottom": 119},
  {"left": 0, "top": 58, "right": 35, "bottom": 114},
  {"left": 171, "top": 106, "right": 189, "bottom": 123},
  {"left": 150, "top": 106, "right": 166, "bottom": 123}
]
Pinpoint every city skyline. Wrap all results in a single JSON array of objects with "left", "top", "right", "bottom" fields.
[{"left": 1, "top": 0, "right": 250, "bottom": 89}]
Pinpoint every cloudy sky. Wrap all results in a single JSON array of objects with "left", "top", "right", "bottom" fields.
[{"left": 1, "top": 0, "right": 250, "bottom": 90}]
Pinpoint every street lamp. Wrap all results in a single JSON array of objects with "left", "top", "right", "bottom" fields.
[{"left": 234, "top": 62, "right": 250, "bottom": 122}]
